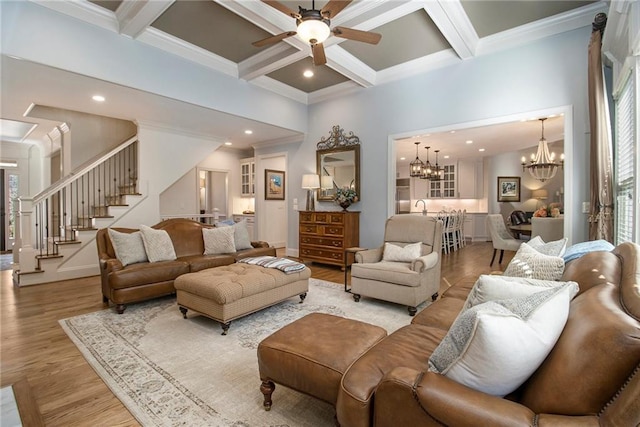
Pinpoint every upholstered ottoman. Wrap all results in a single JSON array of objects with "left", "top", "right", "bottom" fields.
[
  {"left": 175, "top": 263, "right": 311, "bottom": 335},
  {"left": 258, "top": 313, "right": 387, "bottom": 411}
]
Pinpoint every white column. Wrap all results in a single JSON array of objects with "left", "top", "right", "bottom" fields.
[{"left": 17, "top": 197, "right": 37, "bottom": 272}]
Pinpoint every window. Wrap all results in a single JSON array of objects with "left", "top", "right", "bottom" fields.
[{"left": 614, "top": 64, "right": 638, "bottom": 244}]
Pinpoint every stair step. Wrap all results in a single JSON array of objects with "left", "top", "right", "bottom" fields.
[
  {"left": 92, "top": 215, "right": 114, "bottom": 219},
  {"left": 35, "top": 254, "right": 63, "bottom": 260},
  {"left": 15, "top": 269, "right": 44, "bottom": 276},
  {"left": 74, "top": 227, "right": 98, "bottom": 231},
  {"left": 54, "top": 240, "right": 81, "bottom": 245}
]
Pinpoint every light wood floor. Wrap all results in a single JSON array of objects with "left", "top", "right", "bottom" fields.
[{"left": 0, "top": 241, "right": 512, "bottom": 426}]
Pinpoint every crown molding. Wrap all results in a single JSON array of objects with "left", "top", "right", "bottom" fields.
[
  {"left": 136, "top": 119, "right": 227, "bottom": 143},
  {"left": 307, "top": 80, "right": 363, "bottom": 105},
  {"left": 29, "top": 0, "right": 119, "bottom": 32},
  {"left": 238, "top": 44, "right": 306, "bottom": 81},
  {"left": 253, "top": 133, "right": 305, "bottom": 150},
  {"left": 376, "top": 49, "right": 461, "bottom": 86},
  {"left": 250, "top": 76, "right": 309, "bottom": 104},
  {"left": 476, "top": 1, "right": 608, "bottom": 56},
  {"left": 136, "top": 27, "right": 238, "bottom": 77}
]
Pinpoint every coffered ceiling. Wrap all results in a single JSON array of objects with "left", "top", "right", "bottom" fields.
[{"left": 39, "top": 0, "right": 604, "bottom": 103}]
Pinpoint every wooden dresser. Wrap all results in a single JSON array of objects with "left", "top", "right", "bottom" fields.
[{"left": 299, "top": 211, "right": 360, "bottom": 267}]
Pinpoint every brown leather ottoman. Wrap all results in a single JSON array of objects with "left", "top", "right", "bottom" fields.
[{"left": 257, "top": 312, "right": 387, "bottom": 411}]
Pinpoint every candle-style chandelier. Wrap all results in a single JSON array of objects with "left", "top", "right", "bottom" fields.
[{"left": 521, "top": 118, "right": 564, "bottom": 182}]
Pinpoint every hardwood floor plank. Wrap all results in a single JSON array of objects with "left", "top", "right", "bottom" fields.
[{"left": 1, "top": 240, "right": 509, "bottom": 425}]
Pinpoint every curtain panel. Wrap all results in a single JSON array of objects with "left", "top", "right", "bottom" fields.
[{"left": 587, "top": 13, "right": 614, "bottom": 242}]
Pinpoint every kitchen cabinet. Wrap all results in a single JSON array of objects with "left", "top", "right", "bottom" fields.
[
  {"left": 457, "top": 160, "right": 484, "bottom": 199},
  {"left": 429, "top": 164, "right": 456, "bottom": 198},
  {"left": 462, "top": 213, "right": 488, "bottom": 242},
  {"left": 299, "top": 211, "right": 359, "bottom": 267},
  {"left": 411, "top": 176, "right": 429, "bottom": 199},
  {"left": 240, "top": 158, "right": 255, "bottom": 197}
]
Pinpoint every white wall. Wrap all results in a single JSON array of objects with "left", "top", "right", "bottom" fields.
[{"left": 298, "top": 27, "right": 591, "bottom": 249}]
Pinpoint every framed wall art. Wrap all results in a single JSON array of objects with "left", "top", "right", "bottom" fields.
[
  {"left": 265, "top": 169, "right": 285, "bottom": 200},
  {"left": 497, "top": 176, "right": 521, "bottom": 202}
]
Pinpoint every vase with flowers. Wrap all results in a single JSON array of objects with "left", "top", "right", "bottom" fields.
[
  {"left": 533, "top": 202, "right": 563, "bottom": 218},
  {"left": 335, "top": 187, "right": 358, "bottom": 211}
]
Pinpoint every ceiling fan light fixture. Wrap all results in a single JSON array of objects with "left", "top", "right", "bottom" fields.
[{"left": 297, "top": 17, "right": 330, "bottom": 44}]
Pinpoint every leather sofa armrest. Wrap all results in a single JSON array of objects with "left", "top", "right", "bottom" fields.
[
  {"left": 102, "top": 258, "right": 123, "bottom": 273},
  {"left": 412, "top": 252, "right": 438, "bottom": 272},
  {"left": 355, "top": 247, "right": 383, "bottom": 263},
  {"left": 375, "top": 368, "right": 536, "bottom": 427},
  {"left": 251, "top": 241, "right": 270, "bottom": 248}
]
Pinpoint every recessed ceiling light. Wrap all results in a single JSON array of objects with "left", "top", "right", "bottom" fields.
[
  {"left": 244, "top": 130, "right": 253, "bottom": 135},
  {"left": 400, "top": 157, "right": 406, "bottom": 161},
  {"left": 443, "top": 155, "right": 450, "bottom": 159},
  {"left": 92, "top": 95, "right": 105, "bottom": 102},
  {"left": 479, "top": 148, "right": 485, "bottom": 152},
  {"left": 303, "top": 70, "right": 314, "bottom": 78},
  {"left": 450, "top": 130, "right": 456, "bottom": 134},
  {"left": 466, "top": 140, "right": 473, "bottom": 144},
  {"left": 224, "top": 141, "right": 232, "bottom": 146}
]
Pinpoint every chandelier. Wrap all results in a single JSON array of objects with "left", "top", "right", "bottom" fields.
[
  {"left": 419, "top": 147, "right": 442, "bottom": 181},
  {"left": 409, "top": 142, "right": 424, "bottom": 177},
  {"left": 521, "top": 118, "right": 564, "bottom": 182}
]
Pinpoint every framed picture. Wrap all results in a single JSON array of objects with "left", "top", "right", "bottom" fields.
[
  {"left": 497, "top": 176, "right": 521, "bottom": 202},
  {"left": 265, "top": 169, "right": 285, "bottom": 200}
]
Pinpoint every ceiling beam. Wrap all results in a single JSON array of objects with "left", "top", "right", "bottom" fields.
[
  {"left": 423, "top": 1, "right": 478, "bottom": 59},
  {"left": 116, "top": 0, "right": 175, "bottom": 38}
]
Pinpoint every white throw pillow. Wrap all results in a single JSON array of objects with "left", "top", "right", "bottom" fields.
[
  {"left": 527, "top": 236, "right": 568, "bottom": 257},
  {"left": 428, "top": 282, "right": 578, "bottom": 396},
  {"left": 233, "top": 220, "right": 253, "bottom": 250},
  {"left": 139, "top": 225, "right": 177, "bottom": 262},
  {"left": 463, "top": 274, "right": 579, "bottom": 310},
  {"left": 503, "top": 243, "right": 565, "bottom": 280},
  {"left": 107, "top": 229, "right": 148, "bottom": 266},
  {"left": 202, "top": 226, "right": 236, "bottom": 255},
  {"left": 382, "top": 242, "right": 422, "bottom": 262}
]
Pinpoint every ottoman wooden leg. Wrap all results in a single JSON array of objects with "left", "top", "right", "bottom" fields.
[
  {"left": 116, "top": 304, "right": 126, "bottom": 314},
  {"left": 179, "top": 306, "right": 188, "bottom": 319},
  {"left": 260, "top": 380, "right": 275, "bottom": 411},
  {"left": 220, "top": 322, "right": 230, "bottom": 335},
  {"left": 299, "top": 292, "right": 307, "bottom": 303}
]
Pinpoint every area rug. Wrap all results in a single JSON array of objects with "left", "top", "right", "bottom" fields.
[{"left": 60, "top": 279, "right": 428, "bottom": 427}]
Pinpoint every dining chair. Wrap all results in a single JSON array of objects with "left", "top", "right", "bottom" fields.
[{"left": 486, "top": 214, "right": 522, "bottom": 266}]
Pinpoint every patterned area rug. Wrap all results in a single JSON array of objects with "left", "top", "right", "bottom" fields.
[{"left": 60, "top": 279, "right": 427, "bottom": 427}]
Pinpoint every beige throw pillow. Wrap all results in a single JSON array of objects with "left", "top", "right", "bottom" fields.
[
  {"left": 233, "top": 220, "right": 253, "bottom": 250},
  {"left": 139, "top": 225, "right": 177, "bottom": 262},
  {"left": 382, "top": 242, "right": 421, "bottom": 262},
  {"left": 527, "top": 236, "right": 569, "bottom": 257},
  {"left": 108, "top": 229, "right": 148, "bottom": 266},
  {"left": 203, "top": 226, "right": 236, "bottom": 255}
]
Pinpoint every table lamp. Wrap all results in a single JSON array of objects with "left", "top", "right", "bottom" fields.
[{"left": 301, "top": 174, "right": 320, "bottom": 211}]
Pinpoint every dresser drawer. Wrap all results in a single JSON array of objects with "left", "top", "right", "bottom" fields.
[
  {"left": 299, "top": 235, "right": 344, "bottom": 248},
  {"left": 299, "top": 224, "right": 318, "bottom": 234},
  {"left": 322, "top": 225, "right": 344, "bottom": 237},
  {"left": 299, "top": 246, "right": 344, "bottom": 263},
  {"left": 300, "top": 212, "right": 314, "bottom": 223}
]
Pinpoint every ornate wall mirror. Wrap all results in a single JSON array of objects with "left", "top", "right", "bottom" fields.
[{"left": 316, "top": 125, "right": 361, "bottom": 201}]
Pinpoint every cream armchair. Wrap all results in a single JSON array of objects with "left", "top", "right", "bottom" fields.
[
  {"left": 486, "top": 214, "right": 522, "bottom": 266},
  {"left": 350, "top": 215, "right": 443, "bottom": 316}
]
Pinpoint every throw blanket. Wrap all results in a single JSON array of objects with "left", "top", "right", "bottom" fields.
[{"left": 239, "top": 256, "right": 307, "bottom": 274}]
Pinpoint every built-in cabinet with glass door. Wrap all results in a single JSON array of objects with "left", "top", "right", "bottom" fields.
[
  {"left": 240, "top": 158, "right": 255, "bottom": 197},
  {"left": 411, "top": 160, "right": 483, "bottom": 199}
]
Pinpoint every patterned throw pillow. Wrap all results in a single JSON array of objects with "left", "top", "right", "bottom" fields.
[
  {"left": 503, "top": 243, "right": 565, "bottom": 280},
  {"left": 139, "top": 225, "right": 177, "bottom": 262},
  {"left": 107, "top": 229, "right": 148, "bottom": 266},
  {"left": 527, "top": 236, "right": 568, "bottom": 257},
  {"left": 233, "top": 220, "right": 253, "bottom": 250},
  {"left": 382, "top": 242, "right": 422, "bottom": 262},
  {"left": 428, "top": 281, "right": 578, "bottom": 396},
  {"left": 463, "top": 274, "right": 579, "bottom": 311},
  {"left": 202, "top": 226, "right": 236, "bottom": 255}
]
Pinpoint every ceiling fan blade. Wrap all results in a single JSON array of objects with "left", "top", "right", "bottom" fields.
[
  {"left": 252, "top": 31, "right": 297, "bottom": 47},
  {"left": 261, "top": 0, "right": 300, "bottom": 18},
  {"left": 321, "top": 0, "right": 352, "bottom": 19},
  {"left": 332, "top": 26, "right": 382, "bottom": 44},
  {"left": 312, "top": 43, "right": 327, "bottom": 66}
]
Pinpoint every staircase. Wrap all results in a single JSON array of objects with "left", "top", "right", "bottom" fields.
[{"left": 14, "top": 137, "right": 143, "bottom": 286}]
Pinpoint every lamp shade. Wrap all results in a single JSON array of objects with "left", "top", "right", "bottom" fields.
[
  {"left": 301, "top": 174, "right": 320, "bottom": 189},
  {"left": 297, "top": 19, "right": 330, "bottom": 44},
  {"left": 321, "top": 175, "right": 333, "bottom": 189},
  {"left": 531, "top": 189, "right": 548, "bottom": 200}
]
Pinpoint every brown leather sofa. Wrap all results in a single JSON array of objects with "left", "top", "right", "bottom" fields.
[
  {"left": 336, "top": 242, "right": 640, "bottom": 427},
  {"left": 96, "top": 218, "right": 275, "bottom": 314}
]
